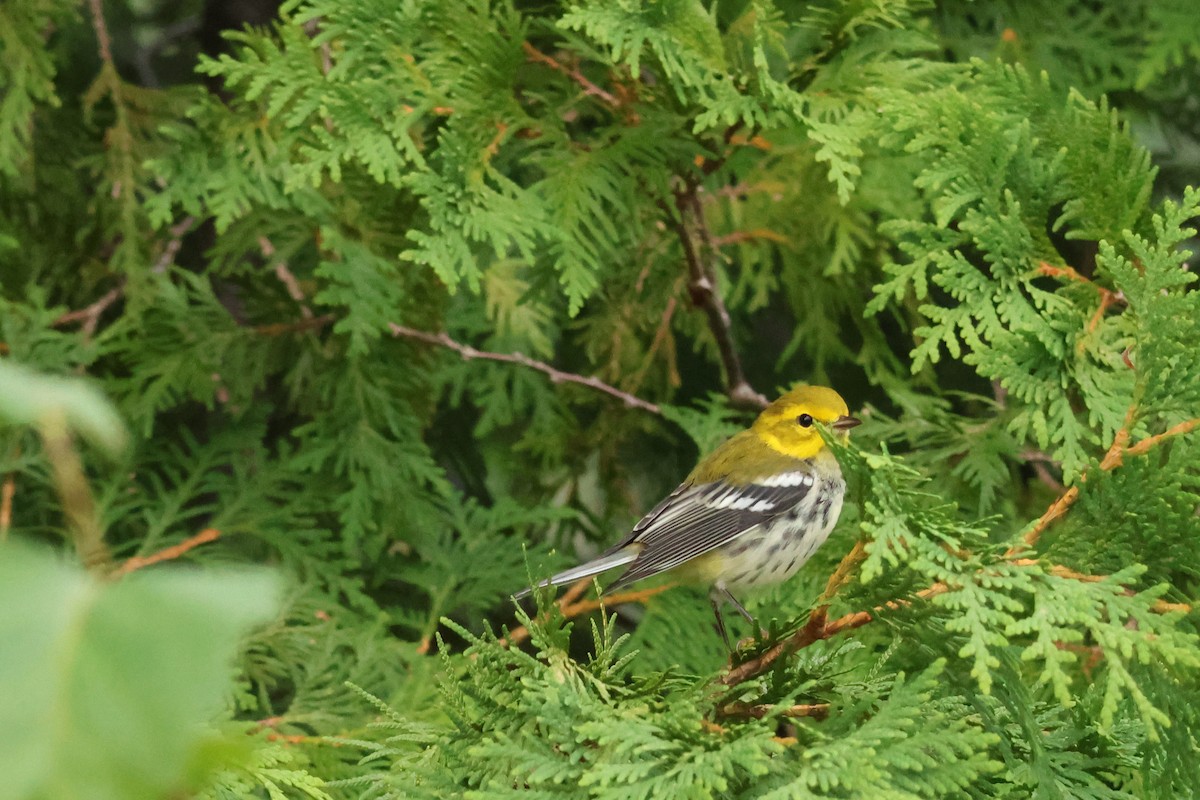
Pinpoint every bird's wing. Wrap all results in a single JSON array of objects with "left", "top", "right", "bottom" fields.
[{"left": 603, "top": 467, "right": 817, "bottom": 591}]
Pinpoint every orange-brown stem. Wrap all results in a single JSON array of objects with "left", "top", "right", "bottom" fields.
[{"left": 113, "top": 528, "right": 221, "bottom": 578}]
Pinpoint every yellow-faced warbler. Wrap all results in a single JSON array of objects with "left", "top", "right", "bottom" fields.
[{"left": 516, "top": 385, "right": 860, "bottom": 646}]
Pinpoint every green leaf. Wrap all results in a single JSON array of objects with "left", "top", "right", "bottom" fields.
[
  {"left": 0, "top": 360, "right": 128, "bottom": 455},
  {"left": 0, "top": 541, "right": 279, "bottom": 800}
]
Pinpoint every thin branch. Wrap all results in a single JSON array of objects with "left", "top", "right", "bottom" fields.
[
  {"left": 502, "top": 582, "right": 675, "bottom": 647},
  {"left": 112, "top": 528, "right": 221, "bottom": 578},
  {"left": 54, "top": 281, "right": 125, "bottom": 338},
  {"left": 1017, "top": 407, "right": 1199, "bottom": 551},
  {"left": 499, "top": 577, "right": 592, "bottom": 648},
  {"left": 259, "top": 235, "right": 314, "bottom": 319},
  {"left": 389, "top": 323, "right": 662, "bottom": 415},
  {"left": 86, "top": 0, "right": 113, "bottom": 64},
  {"left": 721, "top": 553, "right": 1192, "bottom": 688},
  {"left": 522, "top": 41, "right": 621, "bottom": 109},
  {"left": 253, "top": 314, "right": 335, "bottom": 337},
  {"left": 711, "top": 228, "right": 790, "bottom": 248},
  {"left": 1028, "top": 460, "right": 1065, "bottom": 493},
  {"left": 626, "top": 281, "right": 683, "bottom": 395},
  {"left": 717, "top": 701, "right": 830, "bottom": 721},
  {"left": 1038, "top": 261, "right": 1126, "bottom": 354},
  {"left": 152, "top": 216, "right": 196, "bottom": 273},
  {"left": 668, "top": 182, "right": 767, "bottom": 410},
  {"left": 0, "top": 467, "right": 15, "bottom": 541}
]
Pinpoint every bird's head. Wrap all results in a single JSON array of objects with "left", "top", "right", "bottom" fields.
[{"left": 752, "top": 385, "right": 860, "bottom": 459}]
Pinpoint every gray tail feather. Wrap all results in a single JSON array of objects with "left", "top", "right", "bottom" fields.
[{"left": 513, "top": 548, "right": 639, "bottom": 600}]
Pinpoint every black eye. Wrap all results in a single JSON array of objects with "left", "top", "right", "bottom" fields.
[{"left": 796, "top": 413, "right": 813, "bottom": 428}]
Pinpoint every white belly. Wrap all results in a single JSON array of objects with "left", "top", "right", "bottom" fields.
[{"left": 712, "top": 479, "right": 844, "bottom": 589}]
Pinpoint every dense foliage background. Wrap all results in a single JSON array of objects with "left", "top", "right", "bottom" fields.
[{"left": 2, "top": 0, "right": 1199, "bottom": 797}]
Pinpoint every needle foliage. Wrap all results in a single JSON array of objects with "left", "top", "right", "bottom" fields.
[{"left": 2, "top": 0, "right": 1198, "bottom": 797}]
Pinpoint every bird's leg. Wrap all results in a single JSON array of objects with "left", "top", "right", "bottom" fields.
[
  {"left": 710, "top": 585, "right": 768, "bottom": 647},
  {"left": 710, "top": 591, "right": 733, "bottom": 651}
]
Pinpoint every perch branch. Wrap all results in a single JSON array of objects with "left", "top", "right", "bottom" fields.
[{"left": 722, "top": 553, "right": 1191, "bottom": 688}]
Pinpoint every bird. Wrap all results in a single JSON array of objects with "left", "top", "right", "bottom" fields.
[{"left": 515, "top": 385, "right": 860, "bottom": 647}]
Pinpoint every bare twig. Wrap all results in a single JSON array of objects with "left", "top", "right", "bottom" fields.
[
  {"left": 253, "top": 315, "right": 335, "bottom": 337},
  {"left": 668, "top": 182, "right": 767, "bottom": 410},
  {"left": 0, "top": 471, "right": 14, "bottom": 541},
  {"left": 1038, "top": 261, "right": 1126, "bottom": 353},
  {"left": 54, "top": 281, "right": 125, "bottom": 339},
  {"left": 389, "top": 323, "right": 662, "bottom": 415},
  {"left": 86, "top": 0, "right": 113, "bottom": 64},
  {"left": 1016, "top": 408, "right": 1199, "bottom": 552},
  {"left": 152, "top": 216, "right": 196, "bottom": 273},
  {"left": 711, "top": 228, "right": 789, "bottom": 248},
  {"left": 1028, "top": 460, "right": 1065, "bottom": 493},
  {"left": 717, "top": 701, "right": 830, "bottom": 721},
  {"left": 522, "top": 41, "right": 621, "bottom": 109},
  {"left": 721, "top": 550, "right": 1192, "bottom": 688},
  {"left": 113, "top": 528, "right": 222, "bottom": 578},
  {"left": 503, "top": 582, "right": 676, "bottom": 647},
  {"left": 259, "top": 236, "right": 314, "bottom": 318},
  {"left": 627, "top": 280, "right": 683, "bottom": 395}
]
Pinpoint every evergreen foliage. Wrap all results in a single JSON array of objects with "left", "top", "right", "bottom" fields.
[{"left": 1, "top": 0, "right": 1198, "bottom": 797}]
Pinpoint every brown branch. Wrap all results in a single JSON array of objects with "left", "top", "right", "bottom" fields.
[
  {"left": 1016, "top": 407, "right": 1199, "bottom": 552},
  {"left": 722, "top": 553, "right": 1192, "bottom": 688},
  {"left": 498, "top": 577, "right": 594, "bottom": 649},
  {"left": 54, "top": 281, "right": 125, "bottom": 339},
  {"left": 503, "top": 582, "right": 675, "bottom": 647},
  {"left": 259, "top": 235, "right": 314, "bottom": 319},
  {"left": 1037, "top": 261, "right": 1126, "bottom": 353},
  {"left": 112, "top": 528, "right": 221, "bottom": 578},
  {"left": 669, "top": 183, "right": 767, "bottom": 410},
  {"left": 152, "top": 216, "right": 196, "bottom": 273},
  {"left": 717, "top": 701, "right": 830, "bottom": 721},
  {"left": 86, "top": 0, "right": 113, "bottom": 64},
  {"left": 711, "top": 228, "right": 790, "bottom": 248},
  {"left": 1029, "top": 460, "right": 1066, "bottom": 493},
  {"left": 253, "top": 314, "right": 335, "bottom": 337},
  {"left": 626, "top": 280, "right": 683, "bottom": 395},
  {"left": 522, "top": 41, "right": 621, "bottom": 109},
  {"left": 0, "top": 469, "right": 14, "bottom": 541},
  {"left": 388, "top": 323, "right": 662, "bottom": 415},
  {"left": 819, "top": 539, "right": 868, "bottom": 603}
]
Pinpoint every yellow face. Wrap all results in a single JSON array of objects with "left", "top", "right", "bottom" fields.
[{"left": 752, "top": 385, "right": 859, "bottom": 459}]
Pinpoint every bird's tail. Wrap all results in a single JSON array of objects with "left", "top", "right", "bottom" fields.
[{"left": 512, "top": 547, "right": 638, "bottom": 600}]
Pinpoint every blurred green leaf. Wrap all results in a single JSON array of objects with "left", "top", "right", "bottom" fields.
[
  {"left": 0, "top": 541, "right": 279, "bottom": 800},
  {"left": 0, "top": 361, "right": 128, "bottom": 455}
]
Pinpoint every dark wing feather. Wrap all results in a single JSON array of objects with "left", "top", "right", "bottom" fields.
[{"left": 604, "top": 470, "right": 816, "bottom": 592}]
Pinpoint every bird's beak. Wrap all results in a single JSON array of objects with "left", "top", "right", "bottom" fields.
[{"left": 831, "top": 415, "right": 862, "bottom": 432}]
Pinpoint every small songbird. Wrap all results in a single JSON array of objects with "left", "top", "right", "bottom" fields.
[{"left": 515, "top": 385, "right": 860, "bottom": 647}]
